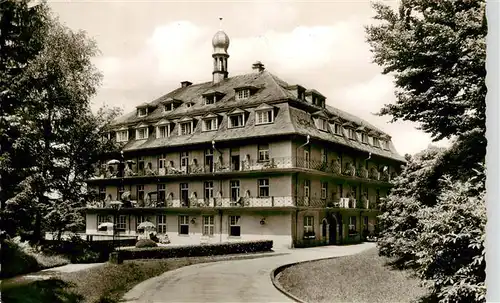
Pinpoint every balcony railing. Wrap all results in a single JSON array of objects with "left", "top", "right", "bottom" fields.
[
  {"left": 90, "top": 156, "right": 397, "bottom": 183},
  {"left": 86, "top": 195, "right": 380, "bottom": 210}
]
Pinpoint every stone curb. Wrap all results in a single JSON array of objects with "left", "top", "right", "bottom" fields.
[{"left": 270, "top": 257, "right": 339, "bottom": 303}]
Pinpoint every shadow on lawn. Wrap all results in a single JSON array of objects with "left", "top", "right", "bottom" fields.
[{"left": 1, "top": 278, "right": 83, "bottom": 303}]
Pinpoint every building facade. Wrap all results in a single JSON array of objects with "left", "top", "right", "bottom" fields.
[{"left": 84, "top": 28, "right": 405, "bottom": 250}]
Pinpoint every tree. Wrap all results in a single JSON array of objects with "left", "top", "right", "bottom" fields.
[
  {"left": 366, "top": 0, "right": 486, "bottom": 142},
  {"left": 367, "top": 1, "right": 487, "bottom": 301},
  {"left": 1, "top": 1, "right": 121, "bottom": 241},
  {"left": 0, "top": 0, "right": 49, "bottom": 236}
]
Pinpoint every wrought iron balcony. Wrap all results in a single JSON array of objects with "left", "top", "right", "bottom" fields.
[
  {"left": 89, "top": 156, "right": 395, "bottom": 184},
  {"left": 86, "top": 195, "right": 380, "bottom": 210}
]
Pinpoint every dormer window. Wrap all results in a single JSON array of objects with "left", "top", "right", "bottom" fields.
[
  {"left": 228, "top": 108, "right": 246, "bottom": 128},
  {"left": 155, "top": 119, "right": 172, "bottom": 139},
  {"left": 138, "top": 107, "right": 147, "bottom": 117},
  {"left": 236, "top": 89, "right": 250, "bottom": 100},
  {"left": 382, "top": 140, "right": 390, "bottom": 150},
  {"left": 157, "top": 125, "right": 170, "bottom": 138},
  {"left": 317, "top": 118, "right": 328, "bottom": 131},
  {"left": 306, "top": 89, "right": 327, "bottom": 108},
  {"left": 205, "top": 96, "right": 215, "bottom": 105},
  {"left": 333, "top": 123, "right": 343, "bottom": 136},
  {"left": 116, "top": 129, "right": 128, "bottom": 143},
  {"left": 373, "top": 137, "right": 380, "bottom": 147},
  {"left": 136, "top": 127, "right": 148, "bottom": 140},
  {"left": 185, "top": 102, "right": 194, "bottom": 108},
  {"left": 179, "top": 121, "right": 193, "bottom": 135},
  {"left": 361, "top": 133, "right": 368, "bottom": 144},
  {"left": 255, "top": 104, "right": 275, "bottom": 125},
  {"left": 203, "top": 118, "right": 218, "bottom": 131},
  {"left": 202, "top": 90, "right": 225, "bottom": 105},
  {"left": 164, "top": 103, "right": 173, "bottom": 112},
  {"left": 229, "top": 114, "right": 244, "bottom": 128},
  {"left": 348, "top": 128, "right": 356, "bottom": 140},
  {"left": 256, "top": 110, "right": 273, "bottom": 124}
]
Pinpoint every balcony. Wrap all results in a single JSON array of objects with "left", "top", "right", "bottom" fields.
[
  {"left": 86, "top": 195, "right": 380, "bottom": 210},
  {"left": 89, "top": 156, "right": 396, "bottom": 185}
]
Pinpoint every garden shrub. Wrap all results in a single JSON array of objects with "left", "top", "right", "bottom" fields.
[
  {"left": 120, "top": 240, "right": 273, "bottom": 260},
  {"left": 135, "top": 239, "right": 158, "bottom": 248}
]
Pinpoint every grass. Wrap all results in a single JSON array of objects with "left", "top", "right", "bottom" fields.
[
  {"left": 278, "top": 247, "right": 428, "bottom": 303},
  {"left": 2, "top": 251, "right": 282, "bottom": 303}
]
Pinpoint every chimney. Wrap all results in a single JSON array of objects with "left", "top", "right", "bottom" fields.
[
  {"left": 181, "top": 81, "right": 192, "bottom": 88},
  {"left": 252, "top": 61, "right": 265, "bottom": 73}
]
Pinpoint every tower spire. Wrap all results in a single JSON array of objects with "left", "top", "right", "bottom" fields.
[{"left": 212, "top": 18, "right": 230, "bottom": 84}]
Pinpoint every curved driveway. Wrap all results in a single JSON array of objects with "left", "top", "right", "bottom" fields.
[{"left": 123, "top": 242, "right": 375, "bottom": 303}]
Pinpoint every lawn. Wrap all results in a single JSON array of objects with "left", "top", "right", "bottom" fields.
[
  {"left": 2, "top": 251, "right": 282, "bottom": 303},
  {"left": 277, "top": 247, "right": 428, "bottom": 303}
]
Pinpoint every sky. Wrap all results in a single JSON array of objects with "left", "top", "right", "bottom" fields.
[{"left": 48, "top": 0, "right": 450, "bottom": 156}]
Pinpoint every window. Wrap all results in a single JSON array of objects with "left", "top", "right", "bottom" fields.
[
  {"left": 317, "top": 118, "right": 328, "bottom": 131},
  {"left": 229, "top": 215, "right": 241, "bottom": 237},
  {"left": 186, "top": 102, "right": 193, "bottom": 108},
  {"left": 99, "top": 186, "right": 106, "bottom": 201},
  {"left": 180, "top": 122, "right": 193, "bottom": 135},
  {"left": 334, "top": 124, "right": 343, "bottom": 136},
  {"left": 321, "top": 182, "right": 328, "bottom": 199},
  {"left": 136, "top": 127, "right": 148, "bottom": 140},
  {"left": 205, "top": 96, "right": 215, "bottom": 105},
  {"left": 258, "top": 179, "right": 270, "bottom": 197},
  {"left": 304, "top": 180, "right": 310, "bottom": 197},
  {"left": 117, "top": 185, "right": 124, "bottom": 199},
  {"left": 180, "top": 183, "right": 189, "bottom": 205},
  {"left": 116, "top": 130, "right": 128, "bottom": 142},
  {"left": 304, "top": 149, "right": 310, "bottom": 168},
  {"left": 137, "top": 185, "right": 144, "bottom": 202},
  {"left": 230, "top": 180, "right": 240, "bottom": 202},
  {"left": 179, "top": 215, "right": 189, "bottom": 235},
  {"left": 256, "top": 110, "right": 273, "bottom": 125},
  {"left": 304, "top": 216, "right": 314, "bottom": 234},
  {"left": 321, "top": 148, "right": 327, "bottom": 163},
  {"left": 348, "top": 128, "right": 356, "bottom": 140},
  {"left": 229, "top": 114, "right": 244, "bottom": 128},
  {"left": 236, "top": 89, "right": 250, "bottom": 100},
  {"left": 204, "top": 181, "right": 214, "bottom": 199},
  {"left": 373, "top": 137, "right": 380, "bottom": 147},
  {"left": 138, "top": 108, "right": 147, "bottom": 117},
  {"left": 156, "top": 125, "right": 170, "bottom": 138},
  {"left": 202, "top": 215, "right": 214, "bottom": 236},
  {"left": 382, "top": 140, "right": 389, "bottom": 150},
  {"left": 361, "top": 133, "right": 368, "bottom": 144},
  {"left": 258, "top": 144, "right": 270, "bottom": 162},
  {"left": 203, "top": 118, "right": 218, "bottom": 131},
  {"left": 349, "top": 216, "right": 357, "bottom": 233},
  {"left": 115, "top": 215, "right": 127, "bottom": 230},
  {"left": 180, "top": 151, "right": 189, "bottom": 168},
  {"left": 136, "top": 215, "right": 146, "bottom": 226},
  {"left": 158, "top": 184, "right": 166, "bottom": 202},
  {"left": 363, "top": 216, "right": 369, "bottom": 229},
  {"left": 157, "top": 215, "right": 167, "bottom": 234},
  {"left": 97, "top": 215, "right": 110, "bottom": 228}
]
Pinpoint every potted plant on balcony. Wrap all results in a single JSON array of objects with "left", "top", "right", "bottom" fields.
[
  {"left": 332, "top": 159, "right": 341, "bottom": 174},
  {"left": 359, "top": 194, "right": 368, "bottom": 209},
  {"left": 369, "top": 168, "right": 379, "bottom": 180},
  {"left": 359, "top": 166, "right": 368, "bottom": 178},
  {"left": 381, "top": 169, "right": 390, "bottom": 181}
]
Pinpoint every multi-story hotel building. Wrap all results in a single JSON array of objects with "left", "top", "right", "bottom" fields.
[{"left": 84, "top": 28, "right": 405, "bottom": 249}]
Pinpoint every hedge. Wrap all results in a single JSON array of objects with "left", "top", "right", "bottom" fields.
[{"left": 117, "top": 240, "right": 273, "bottom": 260}]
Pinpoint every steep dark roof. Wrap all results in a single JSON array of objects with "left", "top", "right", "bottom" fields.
[{"left": 112, "top": 70, "right": 404, "bottom": 162}]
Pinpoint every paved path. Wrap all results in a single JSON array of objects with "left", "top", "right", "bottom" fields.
[{"left": 123, "top": 243, "right": 375, "bottom": 303}]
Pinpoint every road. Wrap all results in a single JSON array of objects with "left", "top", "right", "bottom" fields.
[{"left": 123, "top": 243, "right": 375, "bottom": 303}]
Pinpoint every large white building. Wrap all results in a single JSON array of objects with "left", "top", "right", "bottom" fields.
[{"left": 84, "top": 27, "right": 405, "bottom": 249}]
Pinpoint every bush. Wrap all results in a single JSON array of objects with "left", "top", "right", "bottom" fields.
[
  {"left": 1, "top": 239, "right": 40, "bottom": 278},
  {"left": 120, "top": 240, "right": 273, "bottom": 260},
  {"left": 135, "top": 239, "right": 158, "bottom": 248}
]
